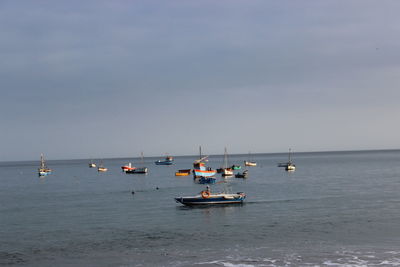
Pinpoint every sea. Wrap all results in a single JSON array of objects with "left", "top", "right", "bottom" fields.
[{"left": 1, "top": 150, "right": 400, "bottom": 267}]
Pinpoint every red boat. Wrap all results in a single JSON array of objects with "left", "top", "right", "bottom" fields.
[{"left": 121, "top": 162, "right": 136, "bottom": 172}]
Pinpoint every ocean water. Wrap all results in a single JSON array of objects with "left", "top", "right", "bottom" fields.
[{"left": 1, "top": 150, "right": 400, "bottom": 266}]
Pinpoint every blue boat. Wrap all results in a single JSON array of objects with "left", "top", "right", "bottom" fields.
[
  {"left": 175, "top": 187, "right": 246, "bottom": 206},
  {"left": 155, "top": 156, "right": 174, "bottom": 165},
  {"left": 196, "top": 177, "right": 216, "bottom": 184}
]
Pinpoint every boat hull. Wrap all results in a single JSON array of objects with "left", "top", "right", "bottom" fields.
[
  {"left": 126, "top": 167, "right": 148, "bottom": 174},
  {"left": 244, "top": 161, "right": 257, "bottom": 167},
  {"left": 155, "top": 161, "right": 173, "bottom": 165},
  {"left": 193, "top": 169, "right": 216, "bottom": 178}
]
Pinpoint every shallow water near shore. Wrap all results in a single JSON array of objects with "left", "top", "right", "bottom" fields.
[{"left": 1, "top": 150, "right": 400, "bottom": 266}]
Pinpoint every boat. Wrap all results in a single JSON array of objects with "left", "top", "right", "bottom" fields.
[
  {"left": 97, "top": 160, "right": 108, "bottom": 172},
  {"left": 231, "top": 165, "right": 241, "bottom": 170},
  {"left": 244, "top": 151, "right": 257, "bottom": 166},
  {"left": 192, "top": 146, "right": 216, "bottom": 178},
  {"left": 196, "top": 176, "right": 216, "bottom": 184},
  {"left": 126, "top": 152, "right": 148, "bottom": 174},
  {"left": 221, "top": 147, "right": 233, "bottom": 177},
  {"left": 279, "top": 149, "right": 296, "bottom": 171},
  {"left": 155, "top": 155, "right": 174, "bottom": 165},
  {"left": 244, "top": 161, "right": 257, "bottom": 167},
  {"left": 38, "top": 153, "right": 52, "bottom": 176},
  {"left": 88, "top": 160, "right": 96, "bottom": 168},
  {"left": 126, "top": 167, "right": 148, "bottom": 174},
  {"left": 175, "top": 186, "right": 246, "bottom": 206},
  {"left": 235, "top": 170, "right": 249, "bottom": 178},
  {"left": 175, "top": 169, "right": 191, "bottom": 176},
  {"left": 121, "top": 162, "right": 136, "bottom": 172}
]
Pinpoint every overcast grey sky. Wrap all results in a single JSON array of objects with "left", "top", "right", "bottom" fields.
[{"left": 1, "top": 0, "right": 400, "bottom": 161}]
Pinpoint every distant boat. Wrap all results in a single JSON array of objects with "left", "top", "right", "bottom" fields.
[
  {"left": 278, "top": 149, "right": 296, "bottom": 171},
  {"left": 38, "top": 153, "right": 52, "bottom": 176},
  {"left": 88, "top": 160, "right": 96, "bottom": 168},
  {"left": 196, "top": 176, "right": 216, "bottom": 184},
  {"left": 175, "top": 169, "right": 191, "bottom": 176},
  {"left": 235, "top": 170, "right": 249, "bottom": 179},
  {"left": 231, "top": 165, "right": 241, "bottom": 170},
  {"left": 121, "top": 162, "right": 136, "bottom": 172},
  {"left": 126, "top": 152, "right": 148, "bottom": 174},
  {"left": 244, "top": 151, "right": 257, "bottom": 167},
  {"left": 126, "top": 167, "right": 148, "bottom": 174},
  {"left": 193, "top": 146, "right": 216, "bottom": 178},
  {"left": 221, "top": 147, "right": 233, "bottom": 177},
  {"left": 97, "top": 160, "right": 108, "bottom": 172},
  {"left": 175, "top": 186, "right": 246, "bottom": 206},
  {"left": 155, "top": 155, "right": 174, "bottom": 165},
  {"left": 285, "top": 149, "right": 296, "bottom": 172}
]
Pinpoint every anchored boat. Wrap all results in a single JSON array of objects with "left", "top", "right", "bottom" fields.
[
  {"left": 38, "top": 153, "right": 52, "bottom": 176},
  {"left": 175, "top": 169, "right": 191, "bottom": 176},
  {"left": 192, "top": 147, "right": 216, "bottom": 178},
  {"left": 155, "top": 156, "right": 174, "bottom": 165},
  {"left": 121, "top": 162, "right": 136, "bottom": 172},
  {"left": 175, "top": 187, "right": 246, "bottom": 206}
]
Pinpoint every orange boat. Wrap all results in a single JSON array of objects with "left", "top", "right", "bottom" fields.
[{"left": 175, "top": 169, "right": 191, "bottom": 176}]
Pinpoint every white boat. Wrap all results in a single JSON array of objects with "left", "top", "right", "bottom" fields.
[
  {"left": 284, "top": 149, "right": 296, "bottom": 172},
  {"left": 97, "top": 160, "right": 108, "bottom": 172},
  {"left": 221, "top": 147, "right": 233, "bottom": 177},
  {"left": 88, "top": 160, "right": 96, "bottom": 168},
  {"left": 244, "top": 151, "right": 257, "bottom": 166}
]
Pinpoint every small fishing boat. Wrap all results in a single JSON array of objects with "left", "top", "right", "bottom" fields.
[
  {"left": 155, "top": 155, "right": 174, "bottom": 165},
  {"left": 235, "top": 170, "right": 248, "bottom": 178},
  {"left": 280, "top": 149, "right": 296, "bottom": 172},
  {"left": 175, "top": 186, "right": 246, "bottom": 206},
  {"left": 244, "top": 161, "right": 257, "bottom": 167},
  {"left": 88, "top": 160, "right": 96, "bottom": 168},
  {"left": 97, "top": 160, "right": 108, "bottom": 172},
  {"left": 220, "top": 147, "right": 233, "bottom": 177},
  {"left": 97, "top": 166, "right": 108, "bottom": 172},
  {"left": 231, "top": 165, "right": 241, "bottom": 170},
  {"left": 126, "top": 167, "right": 148, "bottom": 174},
  {"left": 126, "top": 152, "right": 148, "bottom": 174},
  {"left": 193, "top": 146, "right": 216, "bottom": 178},
  {"left": 175, "top": 169, "right": 191, "bottom": 176},
  {"left": 38, "top": 153, "right": 52, "bottom": 176},
  {"left": 121, "top": 162, "right": 136, "bottom": 172},
  {"left": 244, "top": 151, "right": 257, "bottom": 166}
]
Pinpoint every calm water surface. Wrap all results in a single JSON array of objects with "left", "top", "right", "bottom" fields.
[{"left": 1, "top": 150, "right": 400, "bottom": 266}]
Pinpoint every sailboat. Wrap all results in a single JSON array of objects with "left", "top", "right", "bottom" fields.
[
  {"left": 38, "top": 153, "right": 52, "bottom": 176},
  {"left": 285, "top": 149, "right": 296, "bottom": 171},
  {"left": 88, "top": 159, "right": 96, "bottom": 168},
  {"left": 193, "top": 146, "right": 216, "bottom": 183},
  {"left": 244, "top": 151, "right": 257, "bottom": 167},
  {"left": 221, "top": 147, "right": 233, "bottom": 177},
  {"left": 126, "top": 152, "right": 148, "bottom": 174},
  {"left": 97, "top": 160, "right": 108, "bottom": 172}
]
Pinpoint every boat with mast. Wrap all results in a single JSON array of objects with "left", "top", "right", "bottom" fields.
[
  {"left": 277, "top": 148, "right": 296, "bottom": 171},
  {"left": 285, "top": 149, "right": 296, "bottom": 171},
  {"left": 126, "top": 152, "right": 148, "bottom": 174},
  {"left": 88, "top": 159, "right": 96, "bottom": 168},
  {"left": 97, "top": 160, "right": 108, "bottom": 172},
  {"left": 244, "top": 151, "right": 257, "bottom": 167},
  {"left": 38, "top": 153, "right": 52, "bottom": 176},
  {"left": 192, "top": 146, "right": 216, "bottom": 183},
  {"left": 221, "top": 147, "right": 233, "bottom": 177},
  {"left": 155, "top": 154, "right": 174, "bottom": 165}
]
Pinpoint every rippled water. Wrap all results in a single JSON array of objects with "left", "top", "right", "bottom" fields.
[{"left": 1, "top": 150, "right": 400, "bottom": 266}]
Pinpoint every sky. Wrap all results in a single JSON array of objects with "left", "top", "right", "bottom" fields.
[{"left": 1, "top": 0, "right": 400, "bottom": 161}]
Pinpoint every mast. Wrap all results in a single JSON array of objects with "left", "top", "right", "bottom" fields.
[
  {"left": 199, "top": 146, "right": 202, "bottom": 159},
  {"left": 40, "top": 153, "right": 45, "bottom": 169},
  {"left": 141, "top": 151, "right": 144, "bottom": 164},
  {"left": 224, "top": 147, "right": 228, "bottom": 168},
  {"left": 288, "top": 148, "right": 292, "bottom": 164}
]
